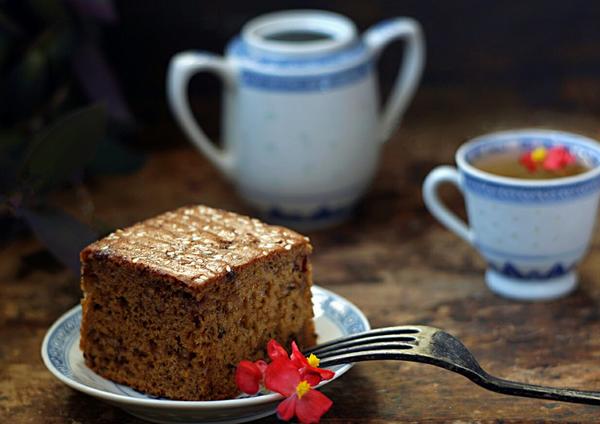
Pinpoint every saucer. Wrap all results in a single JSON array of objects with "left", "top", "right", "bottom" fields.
[{"left": 41, "top": 285, "right": 370, "bottom": 424}]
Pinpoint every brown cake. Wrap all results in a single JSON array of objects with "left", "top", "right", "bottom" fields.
[{"left": 79, "top": 205, "right": 316, "bottom": 400}]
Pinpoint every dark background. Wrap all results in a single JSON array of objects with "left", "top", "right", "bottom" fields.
[
  {"left": 102, "top": 0, "right": 600, "bottom": 141},
  {"left": 3, "top": 0, "right": 600, "bottom": 265}
]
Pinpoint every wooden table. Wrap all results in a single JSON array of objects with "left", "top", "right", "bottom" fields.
[{"left": 2, "top": 90, "right": 600, "bottom": 422}]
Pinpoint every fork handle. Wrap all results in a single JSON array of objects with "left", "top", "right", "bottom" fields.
[
  {"left": 321, "top": 352, "right": 600, "bottom": 406},
  {"left": 480, "top": 374, "right": 600, "bottom": 406}
]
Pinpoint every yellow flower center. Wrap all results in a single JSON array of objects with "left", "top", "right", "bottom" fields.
[
  {"left": 307, "top": 353, "right": 320, "bottom": 368},
  {"left": 531, "top": 147, "right": 547, "bottom": 162},
  {"left": 295, "top": 380, "right": 311, "bottom": 399}
]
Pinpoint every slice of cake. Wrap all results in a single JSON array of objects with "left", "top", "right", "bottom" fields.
[{"left": 79, "top": 205, "right": 316, "bottom": 400}]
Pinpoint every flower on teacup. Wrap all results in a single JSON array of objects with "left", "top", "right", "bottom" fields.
[
  {"left": 235, "top": 339, "right": 335, "bottom": 423},
  {"left": 543, "top": 146, "right": 576, "bottom": 170},
  {"left": 519, "top": 146, "right": 576, "bottom": 172}
]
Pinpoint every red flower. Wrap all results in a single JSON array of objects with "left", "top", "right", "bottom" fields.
[
  {"left": 291, "top": 341, "right": 335, "bottom": 386},
  {"left": 235, "top": 359, "right": 268, "bottom": 395},
  {"left": 265, "top": 358, "right": 333, "bottom": 424},
  {"left": 236, "top": 340, "right": 336, "bottom": 423},
  {"left": 519, "top": 145, "right": 576, "bottom": 173},
  {"left": 267, "top": 339, "right": 289, "bottom": 361},
  {"left": 519, "top": 151, "right": 538, "bottom": 172},
  {"left": 543, "top": 146, "right": 575, "bottom": 171}
]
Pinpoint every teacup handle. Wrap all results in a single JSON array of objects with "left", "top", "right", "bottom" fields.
[
  {"left": 422, "top": 166, "right": 475, "bottom": 244},
  {"left": 363, "top": 18, "right": 425, "bottom": 142},
  {"left": 167, "top": 52, "right": 236, "bottom": 179}
]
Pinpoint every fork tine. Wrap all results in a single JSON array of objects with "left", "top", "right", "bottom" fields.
[
  {"left": 319, "top": 348, "right": 415, "bottom": 368},
  {"left": 305, "top": 326, "right": 422, "bottom": 355},
  {"left": 309, "top": 334, "right": 417, "bottom": 357},
  {"left": 316, "top": 341, "right": 415, "bottom": 360}
]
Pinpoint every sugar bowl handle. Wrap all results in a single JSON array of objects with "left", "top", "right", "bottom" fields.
[
  {"left": 422, "top": 166, "right": 475, "bottom": 244},
  {"left": 167, "top": 52, "right": 237, "bottom": 179},
  {"left": 364, "top": 18, "right": 425, "bottom": 142}
]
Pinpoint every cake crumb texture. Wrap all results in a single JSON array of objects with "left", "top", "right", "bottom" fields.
[{"left": 79, "top": 205, "right": 316, "bottom": 400}]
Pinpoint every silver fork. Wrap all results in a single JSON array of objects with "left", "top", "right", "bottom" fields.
[{"left": 305, "top": 326, "right": 600, "bottom": 405}]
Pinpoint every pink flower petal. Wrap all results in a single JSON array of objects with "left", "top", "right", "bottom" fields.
[
  {"left": 302, "top": 368, "right": 335, "bottom": 386},
  {"left": 235, "top": 360, "right": 262, "bottom": 395},
  {"left": 302, "top": 372, "right": 323, "bottom": 387},
  {"left": 295, "top": 389, "right": 334, "bottom": 424},
  {"left": 291, "top": 341, "right": 335, "bottom": 385},
  {"left": 255, "top": 359, "right": 268, "bottom": 375},
  {"left": 265, "top": 358, "right": 301, "bottom": 397},
  {"left": 291, "top": 341, "right": 308, "bottom": 368},
  {"left": 543, "top": 156, "right": 562, "bottom": 170},
  {"left": 543, "top": 146, "right": 576, "bottom": 170},
  {"left": 267, "top": 339, "right": 289, "bottom": 361},
  {"left": 519, "top": 152, "right": 537, "bottom": 172},
  {"left": 277, "top": 395, "right": 298, "bottom": 421}
]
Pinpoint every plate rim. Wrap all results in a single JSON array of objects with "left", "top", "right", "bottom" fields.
[{"left": 41, "top": 284, "right": 370, "bottom": 410}]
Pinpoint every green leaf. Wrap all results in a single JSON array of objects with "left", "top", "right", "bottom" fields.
[
  {"left": 20, "top": 206, "right": 97, "bottom": 273},
  {"left": 1, "top": 46, "right": 49, "bottom": 120},
  {"left": 0, "top": 129, "right": 23, "bottom": 152},
  {"left": 0, "top": 11, "right": 22, "bottom": 69},
  {"left": 0, "top": 130, "right": 26, "bottom": 193},
  {"left": 0, "top": 10, "right": 23, "bottom": 36},
  {"left": 87, "top": 137, "right": 145, "bottom": 176},
  {"left": 20, "top": 104, "right": 106, "bottom": 192},
  {"left": 27, "top": 0, "right": 69, "bottom": 24}
]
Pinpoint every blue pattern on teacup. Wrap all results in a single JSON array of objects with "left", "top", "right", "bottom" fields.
[
  {"left": 462, "top": 134, "right": 600, "bottom": 203},
  {"left": 488, "top": 261, "right": 576, "bottom": 280},
  {"left": 463, "top": 172, "right": 600, "bottom": 203},
  {"left": 476, "top": 242, "right": 586, "bottom": 261},
  {"left": 464, "top": 135, "right": 600, "bottom": 166}
]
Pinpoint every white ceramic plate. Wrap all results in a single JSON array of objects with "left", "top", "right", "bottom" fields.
[{"left": 42, "top": 285, "right": 370, "bottom": 424}]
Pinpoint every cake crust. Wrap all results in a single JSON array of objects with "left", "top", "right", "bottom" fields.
[{"left": 81, "top": 205, "right": 310, "bottom": 287}]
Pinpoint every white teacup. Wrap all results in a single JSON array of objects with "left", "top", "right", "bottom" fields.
[
  {"left": 423, "top": 129, "right": 600, "bottom": 301},
  {"left": 167, "top": 10, "right": 424, "bottom": 229}
]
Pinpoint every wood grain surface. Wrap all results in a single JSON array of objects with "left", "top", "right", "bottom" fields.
[{"left": 2, "top": 90, "right": 600, "bottom": 423}]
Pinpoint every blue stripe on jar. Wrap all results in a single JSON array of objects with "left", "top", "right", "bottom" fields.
[
  {"left": 240, "top": 183, "right": 366, "bottom": 204},
  {"left": 266, "top": 205, "right": 353, "bottom": 222},
  {"left": 227, "top": 37, "right": 368, "bottom": 67},
  {"left": 240, "top": 61, "right": 373, "bottom": 92}
]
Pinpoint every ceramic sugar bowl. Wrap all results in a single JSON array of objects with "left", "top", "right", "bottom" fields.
[{"left": 168, "top": 10, "right": 424, "bottom": 229}]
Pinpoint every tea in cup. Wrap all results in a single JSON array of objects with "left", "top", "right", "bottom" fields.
[{"left": 423, "top": 129, "right": 600, "bottom": 301}]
